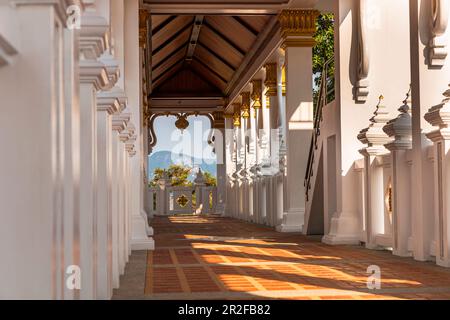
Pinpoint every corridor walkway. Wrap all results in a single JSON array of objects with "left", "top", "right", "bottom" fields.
[{"left": 113, "top": 216, "right": 450, "bottom": 300}]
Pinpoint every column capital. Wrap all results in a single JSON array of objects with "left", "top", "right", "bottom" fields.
[
  {"left": 251, "top": 80, "right": 263, "bottom": 110},
  {"left": 212, "top": 111, "right": 225, "bottom": 129},
  {"left": 112, "top": 112, "right": 130, "bottom": 133},
  {"left": 264, "top": 63, "right": 278, "bottom": 96},
  {"left": 278, "top": 9, "right": 319, "bottom": 48},
  {"left": 99, "top": 54, "right": 120, "bottom": 89},
  {"left": 79, "top": 14, "right": 109, "bottom": 60},
  {"left": 425, "top": 85, "right": 450, "bottom": 141},
  {"left": 96, "top": 92, "right": 120, "bottom": 115},
  {"left": 232, "top": 103, "right": 241, "bottom": 128},
  {"left": 79, "top": 60, "right": 109, "bottom": 90},
  {"left": 383, "top": 89, "right": 413, "bottom": 151},
  {"left": 358, "top": 96, "right": 393, "bottom": 156},
  {"left": 240, "top": 92, "right": 251, "bottom": 119}
]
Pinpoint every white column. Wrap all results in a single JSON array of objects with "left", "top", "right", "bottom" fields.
[
  {"left": 0, "top": 1, "right": 71, "bottom": 299},
  {"left": 425, "top": 91, "right": 450, "bottom": 267},
  {"left": 214, "top": 112, "right": 227, "bottom": 215},
  {"left": 357, "top": 98, "right": 392, "bottom": 249},
  {"left": 409, "top": 0, "right": 450, "bottom": 261},
  {"left": 124, "top": 0, "right": 154, "bottom": 250},
  {"left": 383, "top": 93, "right": 413, "bottom": 257},
  {"left": 111, "top": 113, "right": 127, "bottom": 288},
  {"left": 62, "top": 23, "right": 81, "bottom": 301},
  {"left": 78, "top": 10, "right": 110, "bottom": 299},
  {"left": 95, "top": 87, "right": 122, "bottom": 299},
  {"left": 276, "top": 10, "right": 317, "bottom": 232}
]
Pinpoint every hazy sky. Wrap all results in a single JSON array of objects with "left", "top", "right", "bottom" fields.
[{"left": 151, "top": 115, "right": 216, "bottom": 161}]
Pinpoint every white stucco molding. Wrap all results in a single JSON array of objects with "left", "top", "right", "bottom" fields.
[
  {"left": 10, "top": 0, "right": 84, "bottom": 27},
  {"left": 100, "top": 53, "right": 120, "bottom": 90},
  {"left": 112, "top": 115, "right": 127, "bottom": 133},
  {"left": 358, "top": 96, "right": 393, "bottom": 156},
  {"left": 425, "top": 86, "right": 450, "bottom": 140},
  {"left": 96, "top": 92, "right": 120, "bottom": 115},
  {"left": 383, "top": 89, "right": 413, "bottom": 151},
  {"left": 429, "top": 0, "right": 449, "bottom": 67},
  {"left": 79, "top": 13, "right": 109, "bottom": 60},
  {"left": 355, "top": 0, "right": 370, "bottom": 103},
  {"left": 79, "top": 59, "right": 109, "bottom": 91}
]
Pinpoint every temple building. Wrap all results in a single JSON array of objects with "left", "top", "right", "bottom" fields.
[{"left": 1, "top": 0, "right": 450, "bottom": 300}]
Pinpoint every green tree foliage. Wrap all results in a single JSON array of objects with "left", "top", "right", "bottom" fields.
[
  {"left": 313, "top": 13, "right": 335, "bottom": 104},
  {"left": 149, "top": 164, "right": 193, "bottom": 187},
  {"left": 203, "top": 171, "right": 217, "bottom": 187},
  {"left": 149, "top": 164, "right": 218, "bottom": 187}
]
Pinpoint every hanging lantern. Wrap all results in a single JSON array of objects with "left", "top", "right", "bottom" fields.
[{"left": 175, "top": 114, "right": 189, "bottom": 133}]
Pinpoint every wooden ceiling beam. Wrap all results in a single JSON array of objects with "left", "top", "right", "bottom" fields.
[
  {"left": 152, "top": 60, "right": 184, "bottom": 89},
  {"left": 152, "top": 16, "right": 193, "bottom": 55},
  {"left": 186, "top": 15, "right": 204, "bottom": 61},
  {"left": 202, "top": 22, "right": 246, "bottom": 56},
  {"left": 196, "top": 42, "right": 236, "bottom": 71}
]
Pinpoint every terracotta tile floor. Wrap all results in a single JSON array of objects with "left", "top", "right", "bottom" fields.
[{"left": 115, "top": 215, "right": 450, "bottom": 300}]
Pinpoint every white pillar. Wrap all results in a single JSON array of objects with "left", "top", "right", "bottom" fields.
[
  {"left": 409, "top": 0, "right": 450, "bottom": 261},
  {"left": 124, "top": 0, "right": 154, "bottom": 250},
  {"left": 0, "top": 1, "right": 72, "bottom": 299},
  {"left": 111, "top": 113, "right": 127, "bottom": 288},
  {"left": 425, "top": 91, "right": 450, "bottom": 267},
  {"left": 95, "top": 87, "right": 122, "bottom": 299},
  {"left": 276, "top": 9, "right": 317, "bottom": 233},
  {"left": 383, "top": 93, "right": 413, "bottom": 257},
  {"left": 357, "top": 98, "right": 392, "bottom": 249}
]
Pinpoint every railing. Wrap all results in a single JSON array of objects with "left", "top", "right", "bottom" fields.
[
  {"left": 147, "top": 177, "right": 218, "bottom": 216},
  {"left": 304, "top": 58, "right": 335, "bottom": 201}
]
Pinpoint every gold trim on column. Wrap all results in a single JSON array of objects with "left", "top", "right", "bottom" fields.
[
  {"left": 282, "top": 66, "right": 286, "bottom": 96},
  {"left": 279, "top": 9, "right": 320, "bottom": 48},
  {"left": 251, "top": 80, "right": 263, "bottom": 109},
  {"left": 240, "top": 92, "right": 251, "bottom": 119},
  {"left": 232, "top": 103, "right": 242, "bottom": 128},
  {"left": 139, "top": 9, "right": 150, "bottom": 48},
  {"left": 264, "top": 63, "right": 278, "bottom": 97}
]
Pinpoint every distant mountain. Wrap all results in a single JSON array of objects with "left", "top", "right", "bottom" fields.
[{"left": 148, "top": 151, "right": 217, "bottom": 181}]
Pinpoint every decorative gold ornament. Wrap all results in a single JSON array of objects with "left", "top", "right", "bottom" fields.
[
  {"left": 232, "top": 103, "right": 242, "bottom": 128},
  {"left": 175, "top": 114, "right": 189, "bottom": 133},
  {"left": 264, "top": 63, "right": 278, "bottom": 97},
  {"left": 278, "top": 9, "right": 320, "bottom": 48},
  {"left": 139, "top": 9, "right": 150, "bottom": 48},
  {"left": 240, "top": 92, "right": 251, "bottom": 119},
  {"left": 282, "top": 66, "right": 286, "bottom": 96},
  {"left": 251, "top": 80, "right": 263, "bottom": 109},
  {"left": 266, "top": 95, "right": 271, "bottom": 109}
]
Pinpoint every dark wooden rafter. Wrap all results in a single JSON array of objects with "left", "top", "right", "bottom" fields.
[
  {"left": 188, "top": 62, "right": 227, "bottom": 92},
  {"left": 202, "top": 21, "right": 246, "bottom": 56},
  {"left": 148, "top": 13, "right": 275, "bottom": 96},
  {"left": 232, "top": 16, "right": 259, "bottom": 36},
  {"left": 153, "top": 60, "right": 184, "bottom": 88},
  {"left": 152, "top": 15, "right": 177, "bottom": 34},
  {"left": 191, "top": 56, "right": 228, "bottom": 84},
  {"left": 152, "top": 18, "right": 193, "bottom": 55},
  {"left": 152, "top": 39, "right": 189, "bottom": 71},
  {"left": 152, "top": 47, "right": 186, "bottom": 81},
  {"left": 185, "top": 15, "right": 204, "bottom": 61},
  {"left": 194, "top": 45, "right": 234, "bottom": 80},
  {"left": 196, "top": 42, "right": 236, "bottom": 71}
]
